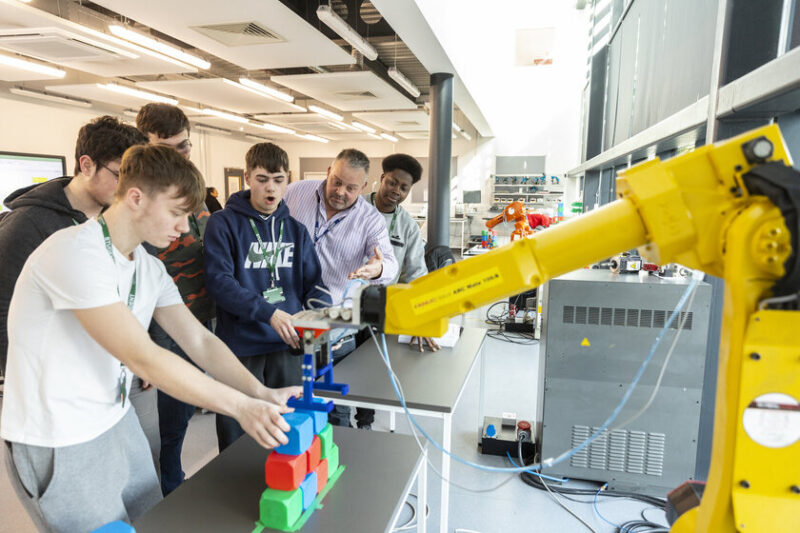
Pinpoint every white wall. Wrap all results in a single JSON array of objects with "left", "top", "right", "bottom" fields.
[
  {"left": 0, "top": 94, "right": 253, "bottom": 202},
  {"left": 415, "top": 0, "right": 590, "bottom": 175}
]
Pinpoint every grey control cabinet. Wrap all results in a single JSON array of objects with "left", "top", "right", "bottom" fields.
[{"left": 539, "top": 269, "right": 712, "bottom": 497}]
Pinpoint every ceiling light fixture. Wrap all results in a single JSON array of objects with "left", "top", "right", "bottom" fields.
[
  {"left": 201, "top": 108, "right": 250, "bottom": 124},
  {"left": 296, "top": 133, "right": 330, "bottom": 144},
  {"left": 367, "top": 133, "right": 382, "bottom": 140},
  {"left": 316, "top": 5, "right": 378, "bottom": 61},
  {"left": 108, "top": 25, "right": 210, "bottom": 69},
  {"left": 195, "top": 124, "right": 232, "bottom": 135},
  {"left": 327, "top": 121, "right": 347, "bottom": 130},
  {"left": 338, "top": 122, "right": 362, "bottom": 132},
  {"left": 452, "top": 122, "right": 461, "bottom": 132},
  {"left": 77, "top": 26, "right": 195, "bottom": 70},
  {"left": 461, "top": 130, "right": 472, "bottom": 140},
  {"left": 380, "top": 133, "right": 398, "bottom": 142},
  {"left": 0, "top": 53, "right": 65, "bottom": 78},
  {"left": 246, "top": 134, "right": 273, "bottom": 142},
  {"left": 387, "top": 66, "right": 421, "bottom": 98},
  {"left": 237, "top": 78, "right": 294, "bottom": 103},
  {"left": 122, "top": 108, "right": 138, "bottom": 117},
  {"left": 258, "top": 122, "right": 295, "bottom": 135},
  {"left": 351, "top": 121, "right": 376, "bottom": 134},
  {"left": 308, "top": 104, "right": 343, "bottom": 122},
  {"left": 98, "top": 83, "right": 178, "bottom": 105},
  {"left": 9, "top": 86, "right": 90, "bottom": 107}
]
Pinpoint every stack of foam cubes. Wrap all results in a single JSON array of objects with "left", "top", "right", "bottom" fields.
[{"left": 258, "top": 398, "right": 342, "bottom": 530}]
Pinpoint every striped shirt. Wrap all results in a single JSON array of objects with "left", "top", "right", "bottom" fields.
[{"left": 284, "top": 180, "right": 398, "bottom": 302}]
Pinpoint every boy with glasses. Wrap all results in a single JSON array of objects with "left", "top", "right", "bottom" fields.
[
  {"left": 0, "top": 116, "right": 146, "bottom": 377},
  {"left": 136, "top": 103, "right": 216, "bottom": 495}
]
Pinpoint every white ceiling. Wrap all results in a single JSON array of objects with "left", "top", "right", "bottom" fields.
[
  {"left": 44, "top": 83, "right": 175, "bottom": 109},
  {"left": 91, "top": 0, "right": 356, "bottom": 70},
  {"left": 136, "top": 78, "right": 303, "bottom": 114},
  {"left": 352, "top": 110, "right": 430, "bottom": 132},
  {"left": 271, "top": 71, "right": 418, "bottom": 112},
  {"left": 397, "top": 131, "right": 429, "bottom": 140},
  {"left": 0, "top": 2, "right": 195, "bottom": 76},
  {"left": 0, "top": 57, "right": 63, "bottom": 81},
  {"left": 254, "top": 113, "right": 380, "bottom": 141}
]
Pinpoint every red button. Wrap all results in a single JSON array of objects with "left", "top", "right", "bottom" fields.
[{"left": 517, "top": 421, "right": 531, "bottom": 430}]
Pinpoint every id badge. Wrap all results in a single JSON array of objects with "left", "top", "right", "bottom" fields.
[{"left": 263, "top": 287, "right": 286, "bottom": 304}]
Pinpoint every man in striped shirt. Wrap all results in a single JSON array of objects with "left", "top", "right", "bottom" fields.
[{"left": 284, "top": 148, "right": 398, "bottom": 429}]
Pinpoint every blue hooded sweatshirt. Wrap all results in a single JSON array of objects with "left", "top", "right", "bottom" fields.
[{"left": 204, "top": 190, "right": 331, "bottom": 356}]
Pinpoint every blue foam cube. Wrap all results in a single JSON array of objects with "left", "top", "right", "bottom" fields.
[
  {"left": 299, "top": 471, "right": 318, "bottom": 511},
  {"left": 91, "top": 522, "right": 136, "bottom": 533},
  {"left": 274, "top": 412, "right": 313, "bottom": 456},
  {"left": 296, "top": 398, "right": 330, "bottom": 434}
]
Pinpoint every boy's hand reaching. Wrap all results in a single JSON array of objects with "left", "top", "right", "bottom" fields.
[
  {"left": 270, "top": 309, "right": 301, "bottom": 349},
  {"left": 236, "top": 397, "right": 293, "bottom": 449},
  {"left": 261, "top": 385, "right": 303, "bottom": 406}
]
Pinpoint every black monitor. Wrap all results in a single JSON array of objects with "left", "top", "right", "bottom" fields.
[
  {"left": 463, "top": 190, "right": 481, "bottom": 204},
  {"left": 0, "top": 151, "right": 66, "bottom": 211}
]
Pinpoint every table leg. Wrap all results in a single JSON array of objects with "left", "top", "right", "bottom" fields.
[
  {"left": 417, "top": 448, "right": 427, "bottom": 533},
  {"left": 440, "top": 413, "right": 452, "bottom": 533},
  {"left": 477, "top": 342, "right": 486, "bottom": 441}
]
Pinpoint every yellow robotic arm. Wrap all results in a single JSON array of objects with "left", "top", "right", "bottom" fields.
[{"left": 348, "top": 124, "right": 799, "bottom": 532}]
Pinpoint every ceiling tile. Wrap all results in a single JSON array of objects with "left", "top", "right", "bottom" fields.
[
  {"left": 91, "top": 0, "right": 355, "bottom": 69},
  {"left": 271, "top": 71, "right": 417, "bottom": 112}
]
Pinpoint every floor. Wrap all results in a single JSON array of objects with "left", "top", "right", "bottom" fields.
[{"left": 0, "top": 306, "right": 671, "bottom": 532}]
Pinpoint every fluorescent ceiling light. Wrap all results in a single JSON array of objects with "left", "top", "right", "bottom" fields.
[
  {"left": 195, "top": 124, "right": 232, "bottom": 135},
  {"left": 452, "top": 122, "right": 461, "bottom": 132},
  {"left": 9, "top": 86, "right": 90, "bottom": 107},
  {"left": 380, "top": 133, "right": 398, "bottom": 142},
  {"left": 98, "top": 83, "right": 178, "bottom": 105},
  {"left": 0, "top": 53, "right": 65, "bottom": 78},
  {"left": 295, "top": 133, "right": 330, "bottom": 144},
  {"left": 461, "top": 130, "right": 472, "bottom": 140},
  {"left": 201, "top": 108, "right": 250, "bottom": 124},
  {"left": 351, "top": 121, "right": 376, "bottom": 134},
  {"left": 246, "top": 134, "right": 273, "bottom": 142},
  {"left": 122, "top": 108, "right": 139, "bottom": 117},
  {"left": 387, "top": 66, "right": 421, "bottom": 98},
  {"left": 339, "top": 122, "right": 362, "bottom": 132},
  {"left": 308, "top": 104, "right": 343, "bottom": 122},
  {"left": 237, "top": 78, "right": 294, "bottom": 103},
  {"left": 109, "top": 25, "right": 210, "bottom": 69},
  {"left": 328, "top": 121, "right": 347, "bottom": 130},
  {"left": 77, "top": 26, "right": 195, "bottom": 71},
  {"left": 285, "top": 102, "right": 307, "bottom": 112},
  {"left": 180, "top": 105, "right": 205, "bottom": 114},
  {"left": 367, "top": 133, "right": 382, "bottom": 140},
  {"left": 316, "top": 5, "right": 378, "bottom": 61},
  {"left": 258, "top": 122, "right": 295, "bottom": 135}
]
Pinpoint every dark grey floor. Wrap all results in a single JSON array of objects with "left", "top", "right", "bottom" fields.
[{"left": 0, "top": 307, "right": 670, "bottom": 532}]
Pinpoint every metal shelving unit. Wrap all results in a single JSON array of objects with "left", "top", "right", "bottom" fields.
[{"left": 490, "top": 174, "right": 564, "bottom": 212}]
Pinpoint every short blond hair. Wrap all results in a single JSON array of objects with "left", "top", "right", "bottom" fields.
[{"left": 117, "top": 144, "right": 205, "bottom": 212}]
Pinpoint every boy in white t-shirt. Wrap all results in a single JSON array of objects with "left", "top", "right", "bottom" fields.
[{"left": 0, "top": 144, "right": 300, "bottom": 533}]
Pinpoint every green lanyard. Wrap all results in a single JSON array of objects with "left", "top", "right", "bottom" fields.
[
  {"left": 371, "top": 193, "right": 398, "bottom": 236},
  {"left": 248, "top": 218, "right": 284, "bottom": 287},
  {"left": 97, "top": 215, "right": 136, "bottom": 408},
  {"left": 97, "top": 215, "right": 136, "bottom": 309},
  {"left": 188, "top": 214, "right": 200, "bottom": 237}
]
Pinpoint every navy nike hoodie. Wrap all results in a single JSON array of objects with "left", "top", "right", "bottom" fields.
[{"left": 204, "top": 190, "right": 331, "bottom": 356}]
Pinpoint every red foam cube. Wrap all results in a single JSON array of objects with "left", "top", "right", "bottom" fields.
[
  {"left": 313, "top": 459, "right": 329, "bottom": 495},
  {"left": 265, "top": 451, "right": 308, "bottom": 491},
  {"left": 305, "top": 435, "right": 321, "bottom": 473}
]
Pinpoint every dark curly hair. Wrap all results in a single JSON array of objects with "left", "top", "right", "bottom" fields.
[
  {"left": 73, "top": 115, "right": 147, "bottom": 174},
  {"left": 382, "top": 153, "right": 422, "bottom": 184},
  {"left": 135, "top": 103, "right": 190, "bottom": 139}
]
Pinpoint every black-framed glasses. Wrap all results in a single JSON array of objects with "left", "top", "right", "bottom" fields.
[
  {"left": 101, "top": 164, "right": 120, "bottom": 179},
  {"left": 160, "top": 139, "right": 192, "bottom": 152}
]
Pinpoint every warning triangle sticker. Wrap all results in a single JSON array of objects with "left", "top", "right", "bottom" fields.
[{"left": 581, "top": 338, "right": 591, "bottom": 347}]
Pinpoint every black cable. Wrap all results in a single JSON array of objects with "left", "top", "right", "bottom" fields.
[{"left": 513, "top": 440, "right": 667, "bottom": 509}]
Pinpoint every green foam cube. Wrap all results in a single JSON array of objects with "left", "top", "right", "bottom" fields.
[
  {"left": 318, "top": 423, "right": 334, "bottom": 458},
  {"left": 326, "top": 443, "right": 340, "bottom": 476},
  {"left": 259, "top": 487, "right": 302, "bottom": 529}
]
